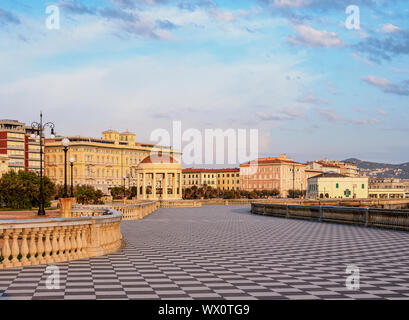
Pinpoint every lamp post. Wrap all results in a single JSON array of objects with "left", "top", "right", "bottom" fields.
[
  {"left": 69, "top": 157, "right": 75, "bottom": 198},
  {"left": 123, "top": 175, "right": 126, "bottom": 198},
  {"left": 292, "top": 164, "right": 295, "bottom": 199},
  {"left": 62, "top": 138, "right": 70, "bottom": 198},
  {"left": 128, "top": 174, "right": 131, "bottom": 199},
  {"left": 31, "top": 112, "right": 55, "bottom": 216}
]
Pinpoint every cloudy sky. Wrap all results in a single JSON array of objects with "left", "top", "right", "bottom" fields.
[{"left": 0, "top": 0, "right": 408, "bottom": 164}]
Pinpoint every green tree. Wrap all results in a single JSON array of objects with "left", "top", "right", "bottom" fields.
[
  {"left": 110, "top": 186, "right": 131, "bottom": 200},
  {"left": 287, "top": 189, "right": 306, "bottom": 199},
  {"left": 0, "top": 170, "right": 56, "bottom": 209}
]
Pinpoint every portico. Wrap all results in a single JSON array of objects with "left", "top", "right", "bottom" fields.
[{"left": 136, "top": 154, "right": 182, "bottom": 200}]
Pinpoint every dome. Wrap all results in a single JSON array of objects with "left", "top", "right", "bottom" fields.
[{"left": 140, "top": 153, "right": 178, "bottom": 165}]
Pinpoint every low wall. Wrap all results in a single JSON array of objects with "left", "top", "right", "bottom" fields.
[
  {"left": 72, "top": 201, "right": 159, "bottom": 220},
  {"left": 160, "top": 200, "right": 203, "bottom": 208},
  {"left": 0, "top": 209, "right": 122, "bottom": 270},
  {"left": 251, "top": 203, "right": 409, "bottom": 231}
]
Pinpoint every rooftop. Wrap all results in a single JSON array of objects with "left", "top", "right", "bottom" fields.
[{"left": 183, "top": 168, "right": 240, "bottom": 174}]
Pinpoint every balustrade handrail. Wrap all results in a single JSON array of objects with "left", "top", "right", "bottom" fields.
[
  {"left": 0, "top": 209, "right": 123, "bottom": 270},
  {"left": 251, "top": 203, "right": 409, "bottom": 231}
]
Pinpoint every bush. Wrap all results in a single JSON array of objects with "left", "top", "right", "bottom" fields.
[{"left": 56, "top": 184, "right": 105, "bottom": 204}]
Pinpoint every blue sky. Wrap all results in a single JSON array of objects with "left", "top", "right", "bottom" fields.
[{"left": 0, "top": 0, "right": 408, "bottom": 164}]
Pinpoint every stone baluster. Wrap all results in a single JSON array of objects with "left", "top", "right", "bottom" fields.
[
  {"left": 20, "top": 228, "right": 30, "bottom": 266},
  {"left": 37, "top": 228, "right": 46, "bottom": 264},
  {"left": 2, "top": 230, "right": 12, "bottom": 268},
  {"left": 58, "top": 227, "right": 66, "bottom": 262},
  {"left": 11, "top": 229, "right": 22, "bottom": 267},
  {"left": 80, "top": 225, "right": 88, "bottom": 258},
  {"left": 44, "top": 228, "right": 53, "bottom": 263},
  {"left": 52, "top": 228, "right": 60, "bottom": 262},
  {"left": 65, "top": 227, "right": 72, "bottom": 260},
  {"left": 29, "top": 229, "right": 38, "bottom": 265},
  {"left": 76, "top": 226, "right": 83, "bottom": 258},
  {"left": 71, "top": 226, "right": 78, "bottom": 259}
]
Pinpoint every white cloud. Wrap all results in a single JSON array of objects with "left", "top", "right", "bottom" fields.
[
  {"left": 376, "top": 108, "right": 387, "bottom": 116},
  {"left": 378, "top": 24, "right": 401, "bottom": 34},
  {"left": 0, "top": 54, "right": 311, "bottom": 153},
  {"left": 273, "top": 0, "right": 310, "bottom": 8},
  {"left": 288, "top": 25, "right": 344, "bottom": 48}
]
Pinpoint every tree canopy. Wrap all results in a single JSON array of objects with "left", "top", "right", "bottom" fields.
[{"left": 0, "top": 170, "right": 56, "bottom": 209}]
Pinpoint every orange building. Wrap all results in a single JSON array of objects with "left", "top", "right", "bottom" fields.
[{"left": 240, "top": 154, "right": 306, "bottom": 197}]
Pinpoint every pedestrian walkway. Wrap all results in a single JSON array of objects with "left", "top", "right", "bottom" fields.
[{"left": 1, "top": 206, "right": 409, "bottom": 300}]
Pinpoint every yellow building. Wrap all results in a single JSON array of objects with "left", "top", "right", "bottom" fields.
[
  {"left": 307, "top": 173, "right": 368, "bottom": 199},
  {"left": 182, "top": 169, "right": 218, "bottom": 189},
  {"left": 45, "top": 130, "right": 180, "bottom": 194},
  {"left": 216, "top": 169, "right": 240, "bottom": 191},
  {"left": 0, "top": 154, "right": 9, "bottom": 177}
]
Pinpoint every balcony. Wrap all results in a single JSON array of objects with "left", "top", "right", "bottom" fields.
[
  {"left": 8, "top": 162, "right": 24, "bottom": 167},
  {"left": 7, "top": 136, "right": 25, "bottom": 142},
  {"left": 7, "top": 145, "right": 25, "bottom": 150},
  {"left": 8, "top": 154, "right": 25, "bottom": 159}
]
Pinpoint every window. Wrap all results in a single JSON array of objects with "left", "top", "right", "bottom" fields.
[
  {"left": 336, "top": 183, "right": 339, "bottom": 188},
  {"left": 362, "top": 184, "right": 365, "bottom": 189}
]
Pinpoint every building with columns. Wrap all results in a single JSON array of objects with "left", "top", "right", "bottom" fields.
[
  {"left": 136, "top": 154, "right": 182, "bottom": 200},
  {"left": 44, "top": 130, "right": 181, "bottom": 194}
]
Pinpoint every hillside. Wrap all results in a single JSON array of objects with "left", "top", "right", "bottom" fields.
[{"left": 344, "top": 158, "right": 409, "bottom": 179}]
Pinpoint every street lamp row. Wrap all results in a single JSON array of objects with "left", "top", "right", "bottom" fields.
[{"left": 31, "top": 112, "right": 75, "bottom": 216}]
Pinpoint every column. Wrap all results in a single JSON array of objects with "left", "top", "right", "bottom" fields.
[
  {"left": 178, "top": 173, "right": 182, "bottom": 199},
  {"left": 163, "top": 172, "right": 168, "bottom": 200},
  {"left": 136, "top": 172, "right": 140, "bottom": 199},
  {"left": 172, "top": 172, "right": 176, "bottom": 199},
  {"left": 142, "top": 172, "right": 146, "bottom": 200},
  {"left": 153, "top": 172, "right": 157, "bottom": 199}
]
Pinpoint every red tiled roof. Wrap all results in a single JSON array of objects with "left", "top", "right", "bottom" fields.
[
  {"left": 140, "top": 154, "right": 177, "bottom": 164},
  {"left": 182, "top": 168, "right": 239, "bottom": 174},
  {"left": 316, "top": 161, "right": 340, "bottom": 168},
  {"left": 240, "top": 157, "right": 303, "bottom": 166}
]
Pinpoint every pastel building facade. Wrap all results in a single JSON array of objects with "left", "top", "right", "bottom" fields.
[
  {"left": 182, "top": 168, "right": 240, "bottom": 191},
  {"left": 369, "top": 178, "right": 407, "bottom": 199},
  {"left": 0, "top": 119, "right": 42, "bottom": 174},
  {"left": 182, "top": 169, "right": 218, "bottom": 189},
  {"left": 216, "top": 169, "right": 240, "bottom": 191},
  {"left": 45, "top": 130, "right": 180, "bottom": 194},
  {"left": 307, "top": 173, "right": 369, "bottom": 199},
  {"left": 0, "top": 154, "right": 9, "bottom": 177},
  {"left": 240, "top": 154, "right": 306, "bottom": 197}
]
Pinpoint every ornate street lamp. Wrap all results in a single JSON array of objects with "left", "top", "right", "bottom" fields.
[
  {"left": 69, "top": 157, "right": 75, "bottom": 198},
  {"left": 31, "top": 112, "right": 56, "bottom": 216},
  {"left": 62, "top": 138, "right": 70, "bottom": 198},
  {"left": 123, "top": 175, "right": 126, "bottom": 198}
]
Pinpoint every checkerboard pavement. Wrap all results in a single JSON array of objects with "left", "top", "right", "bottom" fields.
[{"left": 1, "top": 205, "right": 409, "bottom": 300}]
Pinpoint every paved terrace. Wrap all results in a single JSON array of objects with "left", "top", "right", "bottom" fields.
[{"left": 1, "top": 205, "right": 409, "bottom": 300}]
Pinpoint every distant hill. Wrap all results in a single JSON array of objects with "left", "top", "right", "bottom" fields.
[{"left": 344, "top": 158, "right": 409, "bottom": 179}]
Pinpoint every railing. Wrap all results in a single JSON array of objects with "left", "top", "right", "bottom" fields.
[
  {"left": 160, "top": 200, "right": 202, "bottom": 208},
  {"left": 0, "top": 209, "right": 122, "bottom": 270},
  {"left": 251, "top": 203, "right": 409, "bottom": 231},
  {"left": 72, "top": 201, "right": 159, "bottom": 221}
]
